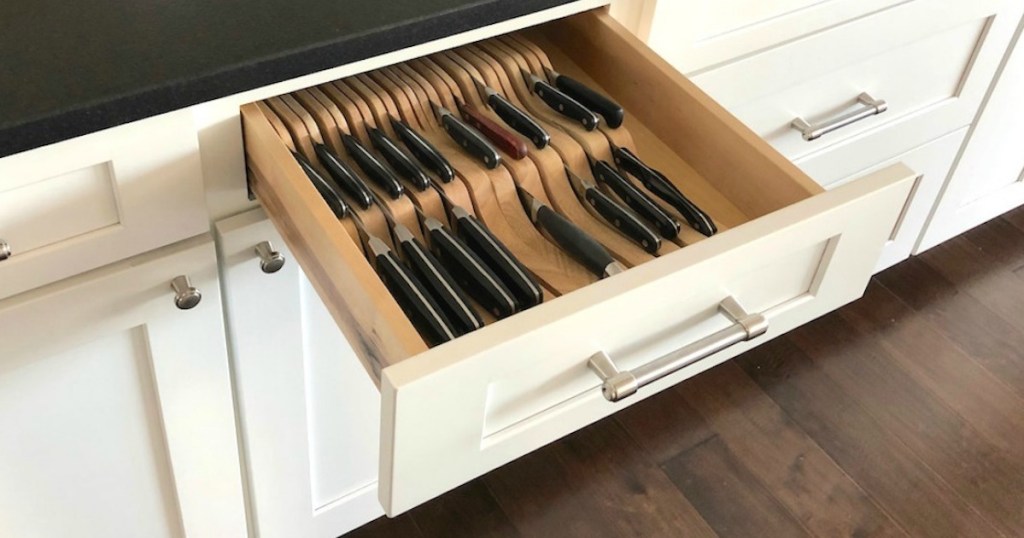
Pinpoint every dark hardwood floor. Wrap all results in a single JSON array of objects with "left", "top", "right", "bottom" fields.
[{"left": 346, "top": 208, "right": 1024, "bottom": 538}]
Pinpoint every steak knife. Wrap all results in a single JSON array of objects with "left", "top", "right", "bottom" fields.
[
  {"left": 523, "top": 70, "right": 600, "bottom": 131},
  {"left": 544, "top": 67, "right": 624, "bottom": 129},
  {"left": 368, "top": 127, "right": 431, "bottom": 191},
  {"left": 342, "top": 134, "right": 404, "bottom": 199},
  {"left": 590, "top": 159, "right": 681, "bottom": 239},
  {"left": 564, "top": 166, "right": 660, "bottom": 254},
  {"left": 313, "top": 143, "right": 374, "bottom": 209},
  {"left": 431, "top": 101, "right": 502, "bottom": 169},
  {"left": 390, "top": 115, "right": 456, "bottom": 183},
  {"left": 612, "top": 146, "right": 717, "bottom": 237},
  {"left": 472, "top": 77, "right": 550, "bottom": 149}
]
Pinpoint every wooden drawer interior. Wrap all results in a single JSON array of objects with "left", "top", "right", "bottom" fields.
[{"left": 241, "top": 8, "right": 823, "bottom": 381}]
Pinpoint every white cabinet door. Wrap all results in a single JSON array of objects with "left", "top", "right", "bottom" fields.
[
  {"left": 0, "top": 236, "right": 247, "bottom": 538},
  {"left": 919, "top": 17, "right": 1024, "bottom": 251},
  {"left": 216, "top": 210, "right": 382, "bottom": 538}
]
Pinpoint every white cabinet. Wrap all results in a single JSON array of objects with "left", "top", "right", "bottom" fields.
[
  {"left": 0, "top": 236, "right": 247, "bottom": 538},
  {"left": 919, "top": 17, "right": 1024, "bottom": 250},
  {"left": 216, "top": 210, "right": 383, "bottom": 538}
]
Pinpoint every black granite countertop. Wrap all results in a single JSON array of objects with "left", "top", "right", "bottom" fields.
[{"left": 0, "top": 0, "right": 578, "bottom": 158}]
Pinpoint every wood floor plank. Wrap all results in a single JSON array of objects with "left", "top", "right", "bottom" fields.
[
  {"left": 962, "top": 216, "right": 1024, "bottom": 272},
  {"left": 738, "top": 336, "right": 1002, "bottom": 537},
  {"left": 877, "top": 257, "right": 1024, "bottom": 397},
  {"left": 790, "top": 313, "right": 1024, "bottom": 535},
  {"left": 1002, "top": 206, "right": 1024, "bottom": 236},
  {"left": 483, "top": 418, "right": 717, "bottom": 538},
  {"left": 614, "top": 381, "right": 716, "bottom": 465},
  {"left": 677, "top": 361, "right": 906, "bottom": 537},
  {"left": 842, "top": 281, "right": 1024, "bottom": 461},
  {"left": 345, "top": 514, "right": 424, "bottom": 538},
  {"left": 409, "top": 481, "right": 520, "bottom": 538},
  {"left": 662, "top": 435, "right": 811, "bottom": 538}
]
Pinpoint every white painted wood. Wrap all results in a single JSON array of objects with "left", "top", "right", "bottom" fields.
[
  {"left": 0, "top": 235, "right": 247, "bottom": 537},
  {"left": 216, "top": 210, "right": 383, "bottom": 538},
  {"left": 919, "top": 14, "right": 1024, "bottom": 251},
  {"left": 798, "top": 128, "right": 969, "bottom": 272},
  {"left": 645, "top": 0, "right": 908, "bottom": 74},
  {"left": 609, "top": 0, "right": 657, "bottom": 42},
  {"left": 0, "top": 110, "right": 210, "bottom": 300},
  {"left": 690, "top": 0, "right": 1022, "bottom": 162},
  {"left": 192, "top": 0, "right": 610, "bottom": 222},
  {"left": 378, "top": 166, "right": 916, "bottom": 515}
]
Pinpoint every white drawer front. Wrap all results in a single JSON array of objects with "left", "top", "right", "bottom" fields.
[
  {"left": 691, "top": 0, "right": 1022, "bottom": 161},
  {"left": 0, "top": 110, "right": 209, "bottom": 299}
]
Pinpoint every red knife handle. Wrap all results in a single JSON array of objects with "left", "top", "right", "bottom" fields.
[{"left": 458, "top": 102, "right": 529, "bottom": 160}]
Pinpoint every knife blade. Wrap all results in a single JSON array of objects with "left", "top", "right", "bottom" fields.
[
  {"left": 472, "top": 78, "right": 550, "bottom": 149},
  {"left": 390, "top": 116, "right": 456, "bottom": 183},
  {"left": 368, "top": 127, "right": 431, "bottom": 191},
  {"left": 431, "top": 101, "right": 502, "bottom": 169},
  {"left": 544, "top": 67, "right": 624, "bottom": 129},
  {"left": 564, "top": 166, "right": 660, "bottom": 254},
  {"left": 523, "top": 70, "right": 600, "bottom": 131},
  {"left": 293, "top": 152, "right": 349, "bottom": 218},
  {"left": 457, "top": 100, "right": 529, "bottom": 160},
  {"left": 313, "top": 143, "right": 374, "bottom": 209},
  {"left": 612, "top": 146, "right": 717, "bottom": 237},
  {"left": 517, "top": 186, "right": 625, "bottom": 278},
  {"left": 423, "top": 216, "right": 519, "bottom": 318},
  {"left": 342, "top": 134, "right": 404, "bottom": 199},
  {"left": 590, "top": 159, "right": 681, "bottom": 239}
]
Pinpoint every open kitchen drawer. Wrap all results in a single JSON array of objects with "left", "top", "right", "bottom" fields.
[{"left": 241, "top": 9, "right": 915, "bottom": 515}]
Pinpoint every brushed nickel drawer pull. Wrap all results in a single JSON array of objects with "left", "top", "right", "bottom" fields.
[
  {"left": 588, "top": 297, "right": 768, "bottom": 402},
  {"left": 171, "top": 275, "right": 202, "bottom": 310},
  {"left": 791, "top": 92, "right": 887, "bottom": 141},
  {"left": 255, "top": 241, "right": 286, "bottom": 274},
  {"left": 0, "top": 240, "right": 10, "bottom": 261}
]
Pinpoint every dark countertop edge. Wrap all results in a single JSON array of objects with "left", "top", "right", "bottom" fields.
[{"left": 0, "top": 0, "right": 578, "bottom": 159}]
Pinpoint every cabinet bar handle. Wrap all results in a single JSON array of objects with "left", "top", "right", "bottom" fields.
[
  {"left": 255, "top": 241, "right": 286, "bottom": 273},
  {"left": 791, "top": 92, "right": 887, "bottom": 141},
  {"left": 0, "top": 240, "right": 9, "bottom": 261},
  {"left": 588, "top": 297, "right": 768, "bottom": 402},
  {"left": 171, "top": 275, "right": 202, "bottom": 310}
]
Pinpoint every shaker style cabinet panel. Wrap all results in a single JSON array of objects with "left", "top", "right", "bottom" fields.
[
  {"left": 919, "top": 16, "right": 1024, "bottom": 250},
  {"left": 0, "top": 236, "right": 247, "bottom": 538},
  {"left": 216, "top": 210, "right": 383, "bottom": 538}
]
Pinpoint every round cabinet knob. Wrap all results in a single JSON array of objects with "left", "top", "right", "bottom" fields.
[
  {"left": 170, "top": 275, "right": 202, "bottom": 310},
  {"left": 0, "top": 240, "right": 10, "bottom": 261},
  {"left": 254, "top": 241, "right": 285, "bottom": 274}
]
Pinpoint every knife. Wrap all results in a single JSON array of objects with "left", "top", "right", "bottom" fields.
[
  {"left": 449, "top": 205, "right": 543, "bottom": 309},
  {"left": 431, "top": 101, "right": 502, "bottom": 169},
  {"left": 313, "top": 144, "right": 374, "bottom": 209},
  {"left": 522, "top": 70, "right": 600, "bottom": 131},
  {"left": 293, "top": 152, "right": 349, "bottom": 218},
  {"left": 390, "top": 116, "right": 456, "bottom": 183},
  {"left": 368, "top": 127, "right": 431, "bottom": 191},
  {"left": 342, "top": 134, "right": 404, "bottom": 199},
  {"left": 517, "top": 186, "right": 625, "bottom": 278},
  {"left": 544, "top": 67, "right": 624, "bottom": 129},
  {"left": 612, "top": 146, "right": 717, "bottom": 237},
  {"left": 423, "top": 216, "right": 519, "bottom": 318},
  {"left": 472, "top": 77, "right": 550, "bottom": 149},
  {"left": 564, "top": 166, "right": 660, "bottom": 254},
  {"left": 457, "top": 100, "right": 529, "bottom": 160},
  {"left": 590, "top": 159, "right": 681, "bottom": 239}
]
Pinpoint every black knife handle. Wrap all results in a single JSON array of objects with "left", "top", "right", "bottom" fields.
[
  {"left": 488, "top": 93, "right": 550, "bottom": 149},
  {"left": 342, "top": 134, "right": 404, "bottom": 199},
  {"left": 553, "top": 74, "right": 624, "bottom": 129},
  {"left": 369, "top": 128, "right": 430, "bottom": 191},
  {"left": 534, "top": 204, "right": 618, "bottom": 278},
  {"left": 440, "top": 114, "right": 502, "bottom": 169},
  {"left": 532, "top": 79, "right": 600, "bottom": 131},
  {"left": 293, "top": 152, "right": 349, "bottom": 219},
  {"left": 452, "top": 206, "right": 543, "bottom": 309},
  {"left": 583, "top": 186, "right": 661, "bottom": 254},
  {"left": 426, "top": 219, "right": 519, "bottom": 319},
  {"left": 592, "top": 160, "right": 680, "bottom": 239},
  {"left": 395, "top": 225, "right": 482, "bottom": 336},
  {"left": 391, "top": 117, "right": 456, "bottom": 183},
  {"left": 314, "top": 144, "right": 373, "bottom": 209},
  {"left": 373, "top": 246, "right": 457, "bottom": 346},
  {"left": 613, "top": 147, "right": 717, "bottom": 237}
]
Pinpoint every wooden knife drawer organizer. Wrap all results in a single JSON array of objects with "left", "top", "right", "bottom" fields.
[{"left": 242, "top": 9, "right": 915, "bottom": 516}]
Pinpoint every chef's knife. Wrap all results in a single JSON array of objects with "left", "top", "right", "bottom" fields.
[
  {"left": 522, "top": 70, "right": 600, "bottom": 131},
  {"left": 423, "top": 216, "right": 519, "bottom": 318},
  {"left": 544, "top": 67, "right": 624, "bottom": 129},
  {"left": 472, "top": 77, "right": 550, "bottom": 149},
  {"left": 342, "top": 134, "right": 404, "bottom": 199},
  {"left": 431, "top": 101, "right": 502, "bottom": 169},
  {"left": 612, "top": 146, "right": 717, "bottom": 237},
  {"left": 390, "top": 116, "right": 456, "bottom": 183},
  {"left": 517, "top": 186, "right": 625, "bottom": 278},
  {"left": 457, "top": 100, "right": 529, "bottom": 160},
  {"left": 313, "top": 143, "right": 374, "bottom": 209},
  {"left": 368, "top": 127, "right": 431, "bottom": 191},
  {"left": 564, "top": 166, "right": 660, "bottom": 254},
  {"left": 590, "top": 159, "right": 681, "bottom": 239}
]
